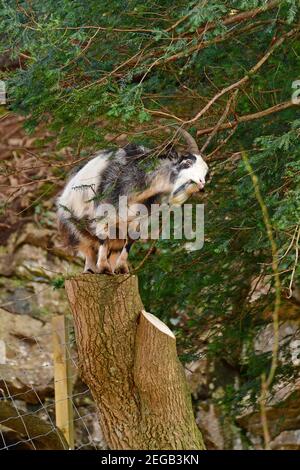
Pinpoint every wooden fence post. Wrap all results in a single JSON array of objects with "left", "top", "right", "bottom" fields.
[{"left": 52, "top": 315, "right": 74, "bottom": 449}]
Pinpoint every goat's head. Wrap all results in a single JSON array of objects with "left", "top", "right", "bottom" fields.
[{"left": 167, "top": 128, "right": 209, "bottom": 205}]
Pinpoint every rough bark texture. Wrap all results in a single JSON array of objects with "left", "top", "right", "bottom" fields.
[{"left": 65, "top": 274, "right": 204, "bottom": 450}]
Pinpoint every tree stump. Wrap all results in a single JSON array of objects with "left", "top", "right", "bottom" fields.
[{"left": 65, "top": 274, "right": 204, "bottom": 450}]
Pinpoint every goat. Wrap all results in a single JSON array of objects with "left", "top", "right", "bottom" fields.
[{"left": 57, "top": 128, "right": 209, "bottom": 274}]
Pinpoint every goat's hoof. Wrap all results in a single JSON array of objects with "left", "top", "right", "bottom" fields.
[
  {"left": 114, "top": 264, "right": 130, "bottom": 275},
  {"left": 83, "top": 268, "right": 95, "bottom": 274},
  {"left": 96, "top": 263, "right": 113, "bottom": 275}
]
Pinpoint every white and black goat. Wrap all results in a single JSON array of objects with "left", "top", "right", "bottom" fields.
[{"left": 57, "top": 128, "right": 209, "bottom": 274}]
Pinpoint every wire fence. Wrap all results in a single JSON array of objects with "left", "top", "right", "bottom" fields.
[{"left": 0, "top": 315, "right": 104, "bottom": 450}]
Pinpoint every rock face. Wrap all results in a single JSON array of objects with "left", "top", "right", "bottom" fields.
[
  {"left": 236, "top": 377, "right": 300, "bottom": 446},
  {"left": 196, "top": 403, "right": 224, "bottom": 450},
  {"left": 186, "top": 310, "right": 300, "bottom": 450},
  {"left": 0, "top": 308, "right": 105, "bottom": 449},
  {"left": 270, "top": 430, "right": 300, "bottom": 450},
  {"left": 0, "top": 222, "right": 78, "bottom": 317},
  {"left": 234, "top": 319, "right": 300, "bottom": 449},
  {"left": 0, "top": 308, "right": 54, "bottom": 403},
  {"left": 0, "top": 146, "right": 105, "bottom": 448},
  {"left": 0, "top": 401, "right": 68, "bottom": 450}
]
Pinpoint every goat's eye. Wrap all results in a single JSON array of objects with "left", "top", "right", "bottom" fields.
[{"left": 181, "top": 159, "right": 193, "bottom": 169}]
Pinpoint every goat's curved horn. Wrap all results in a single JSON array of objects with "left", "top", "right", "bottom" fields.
[{"left": 175, "top": 126, "right": 200, "bottom": 154}]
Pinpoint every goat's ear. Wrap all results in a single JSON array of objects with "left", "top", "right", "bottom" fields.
[{"left": 164, "top": 144, "right": 179, "bottom": 160}]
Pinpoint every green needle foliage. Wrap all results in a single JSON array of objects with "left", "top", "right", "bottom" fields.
[{"left": 1, "top": 0, "right": 300, "bottom": 415}]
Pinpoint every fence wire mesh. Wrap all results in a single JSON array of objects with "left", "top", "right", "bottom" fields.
[{"left": 0, "top": 317, "right": 104, "bottom": 450}]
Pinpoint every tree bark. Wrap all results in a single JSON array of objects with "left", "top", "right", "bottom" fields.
[{"left": 65, "top": 274, "right": 204, "bottom": 450}]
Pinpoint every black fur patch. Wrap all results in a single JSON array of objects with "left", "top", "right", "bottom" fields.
[
  {"left": 68, "top": 230, "right": 79, "bottom": 247},
  {"left": 95, "top": 147, "right": 151, "bottom": 205},
  {"left": 58, "top": 217, "right": 79, "bottom": 248},
  {"left": 124, "top": 143, "right": 148, "bottom": 158},
  {"left": 177, "top": 153, "right": 196, "bottom": 165},
  {"left": 142, "top": 193, "right": 163, "bottom": 209}
]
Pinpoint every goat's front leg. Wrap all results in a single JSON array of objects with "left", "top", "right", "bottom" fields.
[
  {"left": 96, "top": 239, "right": 113, "bottom": 274},
  {"left": 78, "top": 239, "right": 97, "bottom": 274},
  {"left": 114, "top": 239, "right": 134, "bottom": 274}
]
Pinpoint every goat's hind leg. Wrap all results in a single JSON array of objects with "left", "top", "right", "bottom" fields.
[
  {"left": 58, "top": 215, "right": 98, "bottom": 274},
  {"left": 114, "top": 239, "right": 134, "bottom": 274},
  {"left": 96, "top": 239, "right": 113, "bottom": 274}
]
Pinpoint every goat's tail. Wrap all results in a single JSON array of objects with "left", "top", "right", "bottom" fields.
[{"left": 57, "top": 210, "right": 80, "bottom": 253}]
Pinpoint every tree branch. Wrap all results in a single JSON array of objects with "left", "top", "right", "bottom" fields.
[
  {"left": 195, "top": 0, "right": 281, "bottom": 36},
  {"left": 197, "top": 100, "right": 297, "bottom": 137},
  {"left": 201, "top": 90, "right": 238, "bottom": 152},
  {"left": 185, "top": 26, "right": 299, "bottom": 125}
]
